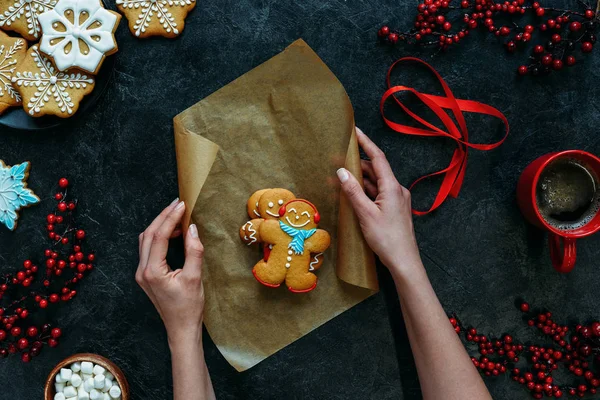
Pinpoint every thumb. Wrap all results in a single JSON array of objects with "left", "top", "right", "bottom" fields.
[
  {"left": 182, "top": 224, "right": 204, "bottom": 279},
  {"left": 337, "top": 168, "right": 378, "bottom": 220}
]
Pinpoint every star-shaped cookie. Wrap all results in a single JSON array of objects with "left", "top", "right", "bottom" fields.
[
  {"left": 0, "top": 0, "right": 57, "bottom": 41},
  {"left": 0, "top": 30, "right": 27, "bottom": 114},
  {"left": 11, "top": 45, "right": 95, "bottom": 117},
  {"left": 116, "top": 0, "right": 195, "bottom": 38}
]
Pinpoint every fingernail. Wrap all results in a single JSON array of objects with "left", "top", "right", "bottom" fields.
[
  {"left": 189, "top": 224, "right": 198, "bottom": 238},
  {"left": 175, "top": 201, "right": 185, "bottom": 210},
  {"left": 337, "top": 168, "right": 349, "bottom": 183},
  {"left": 170, "top": 198, "right": 179, "bottom": 206},
  {"left": 355, "top": 127, "right": 365, "bottom": 136}
]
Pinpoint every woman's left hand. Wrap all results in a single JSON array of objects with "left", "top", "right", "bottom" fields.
[{"left": 136, "top": 199, "right": 206, "bottom": 344}]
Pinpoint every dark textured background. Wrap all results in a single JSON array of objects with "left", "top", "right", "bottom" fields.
[{"left": 1, "top": 0, "right": 600, "bottom": 399}]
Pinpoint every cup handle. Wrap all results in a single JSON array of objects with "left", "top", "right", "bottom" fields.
[{"left": 549, "top": 234, "right": 577, "bottom": 273}]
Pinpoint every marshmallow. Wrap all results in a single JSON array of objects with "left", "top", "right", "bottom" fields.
[
  {"left": 56, "top": 374, "right": 68, "bottom": 383},
  {"left": 55, "top": 383, "right": 65, "bottom": 393},
  {"left": 71, "top": 362, "right": 81, "bottom": 373},
  {"left": 71, "top": 373, "right": 82, "bottom": 388},
  {"left": 66, "top": 397, "right": 77, "bottom": 400},
  {"left": 54, "top": 393, "right": 66, "bottom": 400},
  {"left": 77, "top": 389, "right": 90, "bottom": 400},
  {"left": 60, "top": 368, "right": 73, "bottom": 381},
  {"left": 81, "top": 362, "right": 94, "bottom": 375},
  {"left": 104, "top": 372, "right": 114, "bottom": 381},
  {"left": 94, "top": 374, "right": 105, "bottom": 389},
  {"left": 102, "top": 379, "right": 112, "bottom": 393},
  {"left": 82, "top": 373, "right": 93, "bottom": 381},
  {"left": 108, "top": 386, "right": 121, "bottom": 398},
  {"left": 83, "top": 378, "right": 95, "bottom": 393},
  {"left": 63, "top": 386, "right": 77, "bottom": 398},
  {"left": 89, "top": 389, "right": 101, "bottom": 400},
  {"left": 93, "top": 365, "right": 106, "bottom": 376},
  {"left": 102, "top": 394, "right": 110, "bottom": 400}
]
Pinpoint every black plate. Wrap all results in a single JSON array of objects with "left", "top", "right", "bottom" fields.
[{"left": 0, "top": 55, "right": 115, "bottom": 131}]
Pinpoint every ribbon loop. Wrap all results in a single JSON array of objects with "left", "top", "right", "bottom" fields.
[{"left": 380, "top": 57, "right": 510, "bottom": 215}]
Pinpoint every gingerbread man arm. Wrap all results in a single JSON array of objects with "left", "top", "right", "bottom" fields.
[
  {"left": 305, "top": 229, "right": 331, "bottom": 254},
  {"left": 239, "top": 218, "right": 263, "bottom": 245},
  {"left": 259, "top": 219, "right": 289, "bottom": 245}
]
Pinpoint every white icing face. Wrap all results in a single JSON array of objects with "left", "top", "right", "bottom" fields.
[
  {"left": 38, "top": 0, "right": 120, "bottom": 73},
  {"left": 285, "top": 208, "right": 311, "bottom": 228}
]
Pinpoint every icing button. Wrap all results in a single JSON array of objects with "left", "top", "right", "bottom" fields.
[
  {"left": 285, "top": 263, "right": 291, "bottom": 268},
  {"left": 288, "top": 250, "right": 293, "bottom": 255},
  {"left": 287, "top": 257, "right": 292, "bottom": 262}
]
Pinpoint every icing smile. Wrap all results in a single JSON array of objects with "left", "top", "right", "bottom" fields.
[
  {"left": 266, "top": 210, "right": 279, "bottom": 217},
  {"left": 285, "top": 216, "right": 310, "bottom": 228}
]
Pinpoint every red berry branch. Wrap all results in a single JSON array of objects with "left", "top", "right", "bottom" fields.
[
  {"left": 450, "top": 301, "right": 600, "bottom": 398},
  {"left": 0, "top": 178, "right": 94, "bottom": 362},
  {"left": 378, "top": 0, "right": 599, "bottom": 76}
]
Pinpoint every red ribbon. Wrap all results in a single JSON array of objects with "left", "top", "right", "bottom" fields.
[{"left": 380, "top": 57, "right": 510, "bottom": 216}]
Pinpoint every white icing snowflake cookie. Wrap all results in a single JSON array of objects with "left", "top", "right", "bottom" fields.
[
  {"left": 0, "top": 160, "right": 39, "bottom": 231},
  {"left": 0, "top": 0, "right": 57, "bottom": 41},
  {"left": 116, "top": 0, "right": 195, "bottom": 38},
  {"left": 39, "top": 0, "right": 121, "bottom": 74},
  {"left": 11, "top": 45, "right": 95, "bottom": 117},
  {"left": 0, "top": 30, "right": 27, "bottom": 115}
]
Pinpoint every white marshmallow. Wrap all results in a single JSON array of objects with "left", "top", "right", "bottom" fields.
[
  {"left": 81, "top": 361, "right": 94, "bottom": 374},
  {"left": 83, "top": 378, "right": 95, "bottom": 393},
  {"left": 102, "top": 394, "right": 110, "bottom": 400},
  {"left": 89, "top": 389, "right": 101, "bottom": 400},
  {"left": 55, "top": 383, "right": 65, "bottom": 393},
  {"left": 60, "top": 368, "right": 73, "bottom": 381},
  {"left": 94, "top": 374, "right": 105, "bottom": 389},
  {"left": 54, "top": 393, "right": 66, "bottom": 400},
  {"left": 82, "top": 373, "right": 93, "bottom": 381},
  {"left": 71, "top": 362, "right": 81, "bottom": 372},
  {"left": 102, "top": 379, "right": 112, "bottom": 392},
  {"left": 104, "top": 372, "right": 114, "bottom": 381},
  {"left": 108, "top": 386, "right": 121, "bottom": 398},
  {"left": 56, "top": 374, "right": 67, "bottom": 383},
  {"left": 66, "top": 397, "right": 77, "bottom": 400},
  {"left": 71, "top": 373, "right": 82, "bottom": 388},
  {"left": 63, "top": 386, "right": 77, "bottom": 398},
  {"left": 77, "top": 390, "right": 90, "bottom": 400},
  {"left": 92, "top": 365, "right": 106, "bottom": 376}
]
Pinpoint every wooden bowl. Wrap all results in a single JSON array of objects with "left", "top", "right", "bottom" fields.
[{"left": 44, "top": 353, "right": 130, "bottom": 400}]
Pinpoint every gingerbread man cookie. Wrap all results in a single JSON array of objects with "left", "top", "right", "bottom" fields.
[
  {"left": 0, "top": 31, "right": 27, "bottom": 115},
  {"left": 252, "top": 199, "right": 330, "bottom": 293},
  {"left": 116, "top": 0, "right": 195, "bottom": 38},
  {"left": 239, "top": 188, "right": 295, "bottom": 246}
]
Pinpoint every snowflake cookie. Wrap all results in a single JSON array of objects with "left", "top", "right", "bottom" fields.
[
  {"left": 0, "top": 0, "right": 57, "bottom": 41},
  {"left": 0, "top": 30, "right": 27, "bottom": 115},
  {"left": 38, "top": 0, "right": 121, "bottom": 74},
  {"left": 116, "top": 0, "right": 195, "bottom": 38},
  {"left": 11, "top": 44, "right": 95, "bottom": 117},
  {"left": 0, "top": 160, "right": 39, "bottom": 231}
]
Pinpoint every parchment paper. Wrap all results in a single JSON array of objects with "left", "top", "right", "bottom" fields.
[{"left": 173, "top": 39, "right": 378, "bottom": 371}]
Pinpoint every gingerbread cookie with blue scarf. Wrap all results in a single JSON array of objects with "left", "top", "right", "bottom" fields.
[{"left": 252, "top": 199, "right": 330, "bottom": 293}]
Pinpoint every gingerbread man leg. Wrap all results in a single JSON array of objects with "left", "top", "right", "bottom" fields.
[
  {"left": 252, "top": 259, "right": 287, "bottom": 288},
  {"left": 285, "top": 258, "right": 318, "bottom": 293}
]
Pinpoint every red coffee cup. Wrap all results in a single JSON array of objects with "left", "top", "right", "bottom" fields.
[{"left": 517, "top": 150, "right": 600, "bottom": 273}]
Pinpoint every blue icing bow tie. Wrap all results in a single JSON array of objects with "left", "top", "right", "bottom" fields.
[{"left": 279, "top": 221, "right": 316, "bottom": 255}]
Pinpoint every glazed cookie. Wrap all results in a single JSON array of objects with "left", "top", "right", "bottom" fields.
[
  {"left": 0, "top": 31, "right": 27, "bottom": 115},
  {"left": 0, "top": 0, "right": 57, "bottom": 41},
  {"left": 38, "top": 0, "right": 121, "bottom": 74},
  {"left": 239, "top": 188, "right": 295, "bottom": 246},
  {"left": 115, "top": 0, "right": 195, "bottom": 38},
  {"left": 246, "top": 188, "right": 269, "bottom": 219},
  {"left": 253, "top": 199, "right": 330, "bottom": 293},
  {"left": 0, "top": 160, "right": 40, "bottom": 231},
  {"left": 11, "top": 45, "right": 95, "bottom": 117}
]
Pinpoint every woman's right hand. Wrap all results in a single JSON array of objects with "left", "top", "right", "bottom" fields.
[{"left": 337, "top": 127, "right": 423, "bottom": 278}]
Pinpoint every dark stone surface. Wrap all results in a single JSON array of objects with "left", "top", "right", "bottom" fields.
[{"left": 1, "top": 0, "right": 600, "bottom": 399}]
